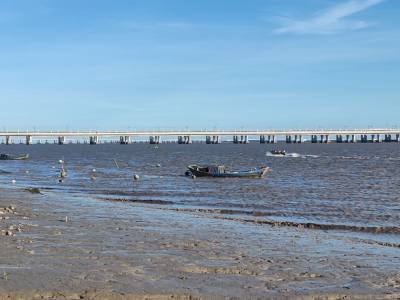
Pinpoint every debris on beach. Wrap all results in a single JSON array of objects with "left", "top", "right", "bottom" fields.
[
  {"left": 0, "top": 206, "right": 25, "bottom": 237},
  {"left": 2, "top": 206, "right": 16, "bottom": 214}
]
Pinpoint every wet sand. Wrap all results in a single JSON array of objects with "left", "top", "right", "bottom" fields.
[{"left": 1, "top": 187, "right": 400, "bottom": 299}]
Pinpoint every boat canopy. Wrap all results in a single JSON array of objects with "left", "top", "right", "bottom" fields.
[{"left": 208, "top": 165, "right": 225, "bottom": 174}]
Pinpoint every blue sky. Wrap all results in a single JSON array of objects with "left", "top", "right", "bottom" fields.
[{"left": 0, "top": 0, "right": 399, "bottom": 130}]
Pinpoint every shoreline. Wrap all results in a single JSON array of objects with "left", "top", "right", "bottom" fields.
[{"left": 0, "top": 187, "right": 399, "bottom": 299}]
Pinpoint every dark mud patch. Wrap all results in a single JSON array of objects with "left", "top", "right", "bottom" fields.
[{"left": 24, "top": 187, "right": 42, "bottom": 194}]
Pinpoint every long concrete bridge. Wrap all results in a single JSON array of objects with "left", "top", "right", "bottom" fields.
[{"left": 0, "top": 129, "right": 399, "bottom": 145}]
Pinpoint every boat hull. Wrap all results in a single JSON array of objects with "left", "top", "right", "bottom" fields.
[
  {"left": 187, "top": 165, "right": 269, "bottom": 178},
  {"left": 0, "top": 154, "right": 29, "bottom": 160}
]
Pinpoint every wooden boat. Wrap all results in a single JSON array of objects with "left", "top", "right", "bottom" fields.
[
  {"left": 0, "top": 153, "right": 29, "bottom": 160},
  {"left": 187, "top": 165, "right": 269, "bottom": 178}
]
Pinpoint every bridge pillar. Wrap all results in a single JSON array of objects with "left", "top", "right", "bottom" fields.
[
  {"left": 5, "top": 136, "right": 11, "bottom": 145},
  {"left": 286, "top": 135, "right": 292, "bottom": 143},
  {"left": 319, "top": 135, "right": 324, "bottom": 143},
  {"left": 206, "top": 136, "right": 219, "bottom": 144},
  {"left": 384, "top": 134, "right": 392, "bottom": 143},
  {"left": 292, "top": 135, "right": 302, "bottom": 143},
  {"left": 351, "top": 135, "right": 356, "bottom": 143},
  {"left": 336, "top": 135, "right": 343, "bottom": 143},
  {"left": 396, "top": 134, "right": 400, "bottom": 142},
  {"left": 178, "top": 136, "right": 191, "bottom": 144},
  {"left": 120, "top": 136, "right": 130, "bottom": 144},
  {"left": 234, "top": 135, "right": 248, "bottom": 144},
  {"left": 58, "top": 136, "right": 66, "bottom": 145},
  {"left": 26, "top": 135, "right": 32, "bottom": 145},
  {"left": 89, "top": 136, "right": 99, "bottom": 145},
  {"left": 376, "top": 134, "right": 381, "bottom": 143},
  {"left": 345, "top": 135, "right": 349, "bottom": 143},
  {"left": 370, "top": 134, "right": 375, "bottom": 143},
  {"left": 260, "top": 135, "right": 265, "bottom": 144},
  {"left": 311, "top": 135, "right": 317, "bottom": 143},
  {"left": 150, "top": 136, "right": 160, "bottom": 144}
]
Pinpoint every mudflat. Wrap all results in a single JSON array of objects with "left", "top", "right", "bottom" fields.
[{"left": 0, "top": 187, "right": 399, "bottom": 300}]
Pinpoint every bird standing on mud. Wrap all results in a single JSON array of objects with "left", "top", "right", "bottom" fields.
[{"left": 59, "top": 160, "right": 67, "bottom": 182}]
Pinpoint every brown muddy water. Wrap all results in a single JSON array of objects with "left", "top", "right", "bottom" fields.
[{"left": 0, "top": 142, "right": 399, "bottom": 245}]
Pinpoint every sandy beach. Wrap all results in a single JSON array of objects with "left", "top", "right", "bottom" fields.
[{"left": 0, "top": 187, "right": 399, "bottom": 300}]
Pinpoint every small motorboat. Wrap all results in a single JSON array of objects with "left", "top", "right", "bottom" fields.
[
  {"left": 187, "top": 165, "right": 269, "bottom": 178},
  {"left": 0, "top": 153, "right": 29, "bottom": 160},
  {"left": 270, "top": 150, "right": 286, "bottom": 156}
]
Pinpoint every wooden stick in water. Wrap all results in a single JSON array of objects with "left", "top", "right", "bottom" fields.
[{"left": 113, "top": 159, "right": 120, "bottom": 169}]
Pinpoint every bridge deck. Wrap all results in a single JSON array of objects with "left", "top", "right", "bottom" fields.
[{"left": 0, "top": 129, "right": 399, "bottom": 137}]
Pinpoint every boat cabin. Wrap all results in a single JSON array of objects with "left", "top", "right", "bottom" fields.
[{"left": 207, "top": 165, "right": 226, "bottom": 175}]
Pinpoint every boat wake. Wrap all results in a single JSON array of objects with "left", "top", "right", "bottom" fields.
[{"left": 335, "top": 155, "right": 400, "bottom": 161}]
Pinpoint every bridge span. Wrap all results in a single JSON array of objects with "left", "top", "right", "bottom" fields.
[{"left": 0, "top": 129, "right": 399, "bottom": 145}]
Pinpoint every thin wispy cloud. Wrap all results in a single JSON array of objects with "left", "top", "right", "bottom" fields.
[{"left": 275, "top": 0, "right": 384, "bottom": 34}]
